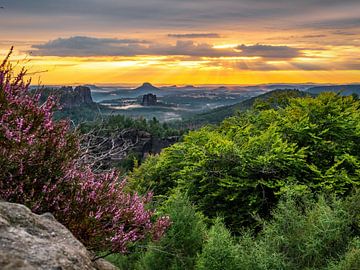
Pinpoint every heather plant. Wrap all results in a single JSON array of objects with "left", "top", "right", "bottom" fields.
[{"left": 0, "top": 49, "right": 170, "bottom": 254}]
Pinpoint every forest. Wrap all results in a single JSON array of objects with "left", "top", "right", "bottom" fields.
[{"left": 1, "top": 52, "right": 360, "bottom": 270}]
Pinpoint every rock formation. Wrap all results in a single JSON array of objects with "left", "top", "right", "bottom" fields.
[
  {"left": 141, "top": 93, "right": 157, "bottom": 106},
  {"left": 36, "top": 86, "right": 94, "bottom": 109},
  {"left": 0, "top": 201, "right": 118, "bottom": 270}
]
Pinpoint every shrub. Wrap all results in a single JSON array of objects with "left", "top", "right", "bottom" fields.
[
  {"left": 137, "top": 192, "right": 207, "bottom": 270},
  {"left": 0, "top": 49, "right": 170, "bottom": 253},
  {"left": 326, "top": 238, "right": 360, "bottom": 270},
  {"left": 195, "top": 218, "right": 238, "bottom": 270},
  {"left": 234, "top": 192, "right": 360, "bottom": 269}
]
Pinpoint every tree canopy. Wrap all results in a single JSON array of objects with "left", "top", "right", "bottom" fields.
[{"left": 131, "top": 92, "right": 360, "bottom": 229}]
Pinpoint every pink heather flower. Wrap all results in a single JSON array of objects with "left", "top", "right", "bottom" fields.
[{"left": 0, "top": 49, "right": 170, "bottom": 253}]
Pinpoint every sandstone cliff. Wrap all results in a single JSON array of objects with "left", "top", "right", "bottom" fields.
[
  {"left": 36, "top": 86, "right": 94, "bottom": 109},
  {"left": 141, "top": 93, "right": 157, "bottom": 106}
]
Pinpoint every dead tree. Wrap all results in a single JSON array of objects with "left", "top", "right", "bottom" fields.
[{"left": 77, "top": 127, "right": 139, "bottom": 172}]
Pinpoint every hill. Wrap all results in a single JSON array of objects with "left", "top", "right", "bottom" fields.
[
  {"left": 187, "top": 89, "right": 310, "bottom": 125},
  {"left": 306, "top": 84, "right": 360, "bottom": 95},
  {"left": 135, "top": 82, "right": 160, "bottom": 92}
]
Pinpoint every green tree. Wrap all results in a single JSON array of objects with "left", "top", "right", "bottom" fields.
[{"left": 130, "top": 93, "right": 360, "bottom": 230}]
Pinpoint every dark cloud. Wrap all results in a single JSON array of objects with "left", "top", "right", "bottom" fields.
[
  {"left": 30, "top": 36, "right": 150, "bottom": 56},
  {"left": 301, "top": 34, "right": 327, "bottom": 38},
  {"left": 30, "top": 36, "right": 303, "bottom": 60},
  {"left": 332, "top": 30, "right": 357, "bottom": 36},
  {"left": 236, "top": 44, "right": 301, "bottom": 59},
  {"left": 292, "top": 60, "right": 360, "bottom": 71},
  {"left": 168, "top": 33, "right": 221, "bottom": 38},
  {"left": 30, "top": 36, "right": 238, "bottom": 57},
  {"left": 291, "top": 62, "right": 331, "bottom": 71}
]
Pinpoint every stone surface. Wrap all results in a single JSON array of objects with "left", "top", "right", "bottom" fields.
[{"left": 0, "top": 201, "right": 118, "bottom": 270}]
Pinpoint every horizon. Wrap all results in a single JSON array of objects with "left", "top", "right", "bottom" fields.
[
  {"left": 32, "top": 82, "right": 360, "bottom": 89},
  {"left": 1, "top": 0, "right": 360, "bottom": 85}
]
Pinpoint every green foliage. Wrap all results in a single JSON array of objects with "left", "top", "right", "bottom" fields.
[
  {"left": 80, "top": 114, "right": 183, "bottom": 138},
  {"left": 235, "top": 192, "right": 360, "bottom": 270},
  {"left": 326, "top": 238, "right": 360, "bottom": 270},
  {"left": 53, "top": 103, "right": 107, "bottom": 124},
  {"left": 130, "top": 93, "right": 360, "bottom": 230},
  {"left": 261, "top": 195, "right": 351, "bottom": 268},
  {"left": 195, "top": 218, "right": 238, "bottom": 270},
  {"left": 103, "top": 251, "right": 142, "bottom": 270},
  {"left": 136, "top": 192, "right": 207, "bottom": 270},
  {"left": 235, "top": 232, "right": 289, "bottom": 270},
  {"left": 193, "top": 192, "right": 360, "bottom": 270}
]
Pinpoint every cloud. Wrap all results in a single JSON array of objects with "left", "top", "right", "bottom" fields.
[
  {"left": 290, "top": 62, "right": 331, "bottom": 71},
  {"left": 31, "top": 36, "right": 304, "bottom": 61},
  {"left": 332, "top": 30, "right": 357, "bottom": 36},
  {"left": 168, "top": 33, "right": 221, "bottom": 38},
  {"left": 29, "top": 36, "right": 238, "bottom": 57},
  {"left": 154, "top": 40, "right": 238, "bottom": 57},
  {"left": 301, "top": 34, "right": 327, "bottom": 38},
  {"left": 30, "top": 36, "right": 150, "bottom": 57},
  {"left": 236, "top": 44, "right": 301, "bottom": 59}
]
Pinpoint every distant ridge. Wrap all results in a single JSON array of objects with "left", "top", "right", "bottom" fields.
[
  {"left": 306, "top": 85, "right": 360, "bottom": 95},
  {"left": 188, "top": 89, "right": 310, "bottom": 125}
]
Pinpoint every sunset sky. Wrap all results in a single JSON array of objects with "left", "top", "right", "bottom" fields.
[{"left": 1, "top": 0, "right": 360, "bottom": 85}]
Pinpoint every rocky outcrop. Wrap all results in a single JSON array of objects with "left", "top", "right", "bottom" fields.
[
  {"left": 141, "top": 93, "right": 157, "bottom": 106},
  {"left": 0, "top": 201, "right": 118, "bottom": 270},
  {"left": 120, "top": 129, "right": 178, "bottom": 158},
  {"left": 141, "top": 136, "right": 179, "bottom": 158},
  {"left": 57, "top": 86, "right": 94, "bottom": 108},
  {"left": 36, "top": 86, "right": 94, "bottom": 109}
]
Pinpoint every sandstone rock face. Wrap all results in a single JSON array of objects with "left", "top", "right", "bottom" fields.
[
  {"left": 141, "top": 93, "right": 157, "bottom": 106},
  {"left": 0, "top": 201, "right": 118, "bottom": 270},
  {"left": 36, "top": 86, "right": 94, "bottom": 109},
  {"left": 58, "top": 86, "right": 94, "bottom": 108}
]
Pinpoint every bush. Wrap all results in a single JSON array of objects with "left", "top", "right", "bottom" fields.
[
  {"left": 326, "top": 238, "right": 360, "bottom": 270},
  {"left": 0, "top": 49, "right": 170, "bottom": 253},
  {"left": 235, "top": 191, "right": 360, "bottom": 269},
  {"left": 196, "top": 218, "right": 238, "bottom": 270},
  {"left": 137, "top": 192, "right": 207, "bottom": 270}
]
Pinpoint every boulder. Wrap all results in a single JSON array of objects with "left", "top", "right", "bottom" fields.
[{"left": 0, "top": 201, "right": 118, "bottom": 270}]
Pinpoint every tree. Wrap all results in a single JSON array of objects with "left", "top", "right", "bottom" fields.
[{"left": 130, "top": 93, "right": 360, "bottom": 230}]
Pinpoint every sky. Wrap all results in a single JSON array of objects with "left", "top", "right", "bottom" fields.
[{"left": 0, "top": 0, "right": 360, "bottom": 85}]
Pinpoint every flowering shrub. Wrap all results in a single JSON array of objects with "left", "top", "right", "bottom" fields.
[{"left": 0, "top": 48, "right": 170, "bottom": 253}]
